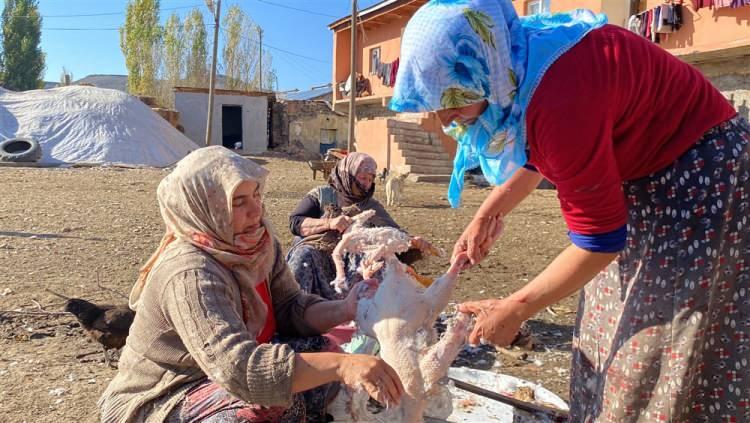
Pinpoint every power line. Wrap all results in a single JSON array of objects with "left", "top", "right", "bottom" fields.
[
  {"left": 262, "top": 43, "right": 329, "bottom": 64},
  {"left": 7, "top": 4, "right": 205, "bottom": 19},
  {"left": 216, "top": 26, "right": 328, "bottom": 89},
  {"left": 274, "top": 51, "right": 319, "bottom": 85},
  {"left": 44, "top": 27, "right": 120, "bottom": 31},
  {"left": 43, "top": 23, "right": 217, "bottom": 32},
  {"left": 218, "top": 26, "right": 329, "bottom": 65},
  {"left": 254, "top": 0, "right": 338, "bottom": 18}
]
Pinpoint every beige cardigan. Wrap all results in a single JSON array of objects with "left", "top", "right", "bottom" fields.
[{"left": 98, "top": 238, "right": 325, "bottom": 422}]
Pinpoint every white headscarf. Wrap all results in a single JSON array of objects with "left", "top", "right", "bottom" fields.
[{"left": 130, "top": 146, "right": 275, "bottom": 338}]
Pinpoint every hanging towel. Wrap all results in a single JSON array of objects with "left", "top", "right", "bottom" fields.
[
  {"left": 627, "top": 14, "right": 640, "bottom": 33},
  {"left": 656, "top": 4, "right": 672, "bottom": 33},
  {"left": 673, "top": 4, "right": 682, "bottom": 29},
  {"left": 389, "top": 58, "right": 399, "bottom": 87}
]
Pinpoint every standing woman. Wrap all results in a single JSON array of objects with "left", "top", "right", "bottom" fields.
[{"left": 390, "top": 0, "right": 749, "bottom": 421}]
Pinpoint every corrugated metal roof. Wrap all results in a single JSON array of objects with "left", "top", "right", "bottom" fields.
[{"left": 277, "top": 85, "right": 332, "bottom": 101}]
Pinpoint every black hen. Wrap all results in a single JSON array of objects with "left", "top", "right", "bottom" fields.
[{"left": 64, "top": 298, "right": 135, "bottom": 367}]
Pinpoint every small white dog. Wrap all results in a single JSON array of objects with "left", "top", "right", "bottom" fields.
[{"left": 385, "top": 171, "right": 408, "bottom": 207}]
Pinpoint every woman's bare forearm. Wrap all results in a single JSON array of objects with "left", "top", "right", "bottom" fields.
[
  {"left": 298, "top": 217, "right": 330, "bottom": 236},
  {"left": 303, "top": 300, "right": 352, "bottom": 333},
  {"left": 509, "top": 244, "right": 617, "bottom": 319},
  {"left": 476, "top": 168, "right": 543, "bottom": 219},
  {"left": 292, "top": 353, "right": 345, "bottom": 393}
]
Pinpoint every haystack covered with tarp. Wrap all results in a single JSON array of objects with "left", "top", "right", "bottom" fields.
[{"left": 0, "top": 86, "right": 198, "bottom": 167}]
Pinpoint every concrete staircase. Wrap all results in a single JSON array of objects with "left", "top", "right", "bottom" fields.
[{"left": 387, "top": 119, "right": 453, "bottom": 182}]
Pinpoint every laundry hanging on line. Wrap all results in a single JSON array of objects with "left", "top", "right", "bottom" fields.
[
  {"left": 372, "top": 56, "right": 400, "bottom": 87},
  {"left": 626, "top": 3, "right": 683, "bottom": 43},
  {"left": 691, "top": 0, "right": 749, "bottom": 9}
]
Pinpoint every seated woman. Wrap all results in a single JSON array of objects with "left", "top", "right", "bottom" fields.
[
  {"left": 287, "top": 152, "right": 433, "bottom": 300},
  {"left": 98, "top": 147, "right": 402, "bottom": 423}
]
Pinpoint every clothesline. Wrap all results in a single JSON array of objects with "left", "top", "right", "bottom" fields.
[
  {"left": 372, "top": 56, "right": 400, "bottom": 87},
  {"left": 626, "top": 3, "right": 683, "bottom": 43},
  {"left": 692, "top": 0, "right": 749, "bottom": 9}
]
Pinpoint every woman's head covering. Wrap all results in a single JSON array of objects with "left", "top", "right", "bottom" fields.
[
  {"left": 389, "top": 0, "right": 605, "bottom": 206},
  {"left": 389, "top": 0, "right": 527, "bottom": 207},
  {"left": 328, "top": 152, "right": 378, "bottom": 206},
  {"left": 130, "top": 146, "right": 275, "bottom": 337},
  {"left": 389, "top": 0, "right": 523, "bottom": 114}
]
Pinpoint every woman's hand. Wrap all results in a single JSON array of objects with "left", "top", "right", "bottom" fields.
[
  {"left": 343, "top": 278, "right": 379, "bottom": 321},
  {"left": 328, "top": 215, "right": 353, "bottom": 233},
  {"left": 337, "top": 354, "right": 404, "bottom": 407},
  {"left": 451, "top": 215, "right": 504, "bottom": 266},
  {"left": 457, "top": 298, "right": 525, "bottom": 346}
]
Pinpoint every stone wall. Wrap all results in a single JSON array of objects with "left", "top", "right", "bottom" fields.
[
  {"left": 270, "top": 102, "right": 287, "bottom": 149},
  {"left": 355, "top": 103, "right": 397, "bottom": 121},
  {"left": 691, "top": 54, "right": 750, "bottom": 122},
  {"left": 271, "top": 100, "right": 349, "bottom": 155}
]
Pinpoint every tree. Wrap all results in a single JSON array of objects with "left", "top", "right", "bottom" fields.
[
  {"left": 221, "top": 5, "right": 258, "bottom": 91},
  {"left": 120, "top": 0, "right": 161, "bottom": 96},
  {"left": 259, "top": 50, "right": 277, "bottom": 92},
  {"left": 153, "top": 12, "right": 184, "bottom": 106},
  {"left": 183, "top": 8, "right": 208, "bottom": 88},
  {"left": 1, "top": 0, "right": 45, "bottom": 91},
  {"left": 162, "top": 13, "right": 184, "bottom": 87}
]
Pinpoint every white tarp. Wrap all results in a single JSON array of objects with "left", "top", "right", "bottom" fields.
[
  {"left": 0, "top": 85, "right": 199, "bottom": 167},
  {"left": 328, "top": 367, "right": 569, "bottom": 422}
]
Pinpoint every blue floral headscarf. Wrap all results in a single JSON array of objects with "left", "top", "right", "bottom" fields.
[{"left": 389, "top": 0, "right": 606, "bottom": 207}]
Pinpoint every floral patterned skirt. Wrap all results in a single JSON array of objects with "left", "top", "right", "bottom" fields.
[
  {"left": 570, "top": 116, "right": 750, "bottom": 422},
  {"left": 166, "top": 336, "right": 340, "bottom": 423},
  {"left": 286, "top": 239, "right": 368, "bottom": 301}
]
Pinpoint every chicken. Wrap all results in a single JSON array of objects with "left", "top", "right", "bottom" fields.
[
  {"left": 64, "top": 298, "right": 135, "bottom": 367},
  {"left": 353, "top": 255, "right": 472, "bottom": 422},
  {"left": 330, "top": 209, "right": 413, "bottom": 293},
  {"left": 300, "top": 204, "right": 397, "bottom": 255}
]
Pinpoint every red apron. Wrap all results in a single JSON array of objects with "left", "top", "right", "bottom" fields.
[{"left": 240, "top": 280, "right": 276, "bottom": 344}]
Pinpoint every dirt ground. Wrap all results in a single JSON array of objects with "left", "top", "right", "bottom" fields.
[{"left": 0, "top": 155, "right": 575, "bottom": 421}]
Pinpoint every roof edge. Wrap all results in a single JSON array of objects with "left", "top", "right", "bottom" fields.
[{"left": 328, "top": 0, "right": 423, "bottom": 31}]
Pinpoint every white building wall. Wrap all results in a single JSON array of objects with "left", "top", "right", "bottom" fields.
[{"left": 174, "top": 91, "right": 268, "bottom": 154}]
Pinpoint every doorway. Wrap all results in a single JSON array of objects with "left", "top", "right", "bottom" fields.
[
  {"left": 222, "top": 105, "right": 243, "bottom": 150},
  {"left": 320, "top": 128, "right": 337, "bottom": 155}
]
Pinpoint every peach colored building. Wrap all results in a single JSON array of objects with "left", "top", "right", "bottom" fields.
[
  {"left": 512, "top": 0, "right": 750, "bottom": 120},
  {"left": 329, "top": 0, "right": 749, "bottom": 179},
  {"left": 512, "top": 0, "right": 631, "bottom": 26},
  {"left": 638, "top": 2, "right": 750, "bottom": 120},
  {"left": 329, "top": 0, "right": 426, "bottom": 116},
  {"left": 329, "top": 0, "right": 456, "bottom": 181}
]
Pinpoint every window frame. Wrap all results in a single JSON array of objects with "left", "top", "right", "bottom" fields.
[
  {"left": 526, "top": 0, "right": 550, "bottom": 15},
  {"left": 369, "top": 47, "right": 381, "bottom": 76}
]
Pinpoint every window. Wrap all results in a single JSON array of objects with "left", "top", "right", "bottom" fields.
[
  {"left": 526, "top": 0, "right": 550, "bottom": 15},
  {"left": 369, "top": 47, "right": 381, "bottom": 75}
]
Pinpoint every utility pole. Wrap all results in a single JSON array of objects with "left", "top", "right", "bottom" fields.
[
  {"left": 258, "top": 26, "right": 263, "bottom": 91},
  {"left": 205, "top": 0, "right": 221, "bottom": 146},
  {"left": 347, "top": 0, "right": 357, "bottom": 152}
]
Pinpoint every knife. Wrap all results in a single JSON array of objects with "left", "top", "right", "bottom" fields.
[{"left": 448, "top": 377, "right": 569, "bottom": 422}]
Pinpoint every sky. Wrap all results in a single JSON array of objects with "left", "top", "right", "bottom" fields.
[{"left": 23, "top": 0, "right": 383, "bottom": 91}]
